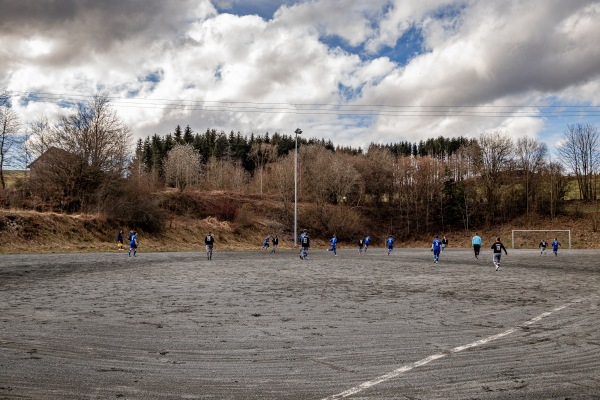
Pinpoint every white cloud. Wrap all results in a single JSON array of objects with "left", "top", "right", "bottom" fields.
[{"left": 1, "top": 0, "right": 599, "bottom": 152}]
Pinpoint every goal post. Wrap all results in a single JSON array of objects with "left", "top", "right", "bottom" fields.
[{"left": 511, "top": 230, "right": 571, "bottom": 249}]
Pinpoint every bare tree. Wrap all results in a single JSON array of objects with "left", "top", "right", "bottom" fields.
[
  {"left": 52, "top": 92, "right": 132, "bottom": 175},
  {"left": 557, "top": 123, "right": 599, "bottom": 200},
  {"left": 0, "top": 101, "right": 20, "bottom": 189},
  {"left": 26, "top": 115, "right": 53, "bottom": 160},
  {"left": 268, "top": 154, "right": 294, "bottom": 221},
  {"left": 27, "top": 93, "right": 133, "bottom": 211},
  {"left": 354, "top": 147, "right": 394, "bottom": 204},
  {"left": 202, "top": 157, "right": 249, "bottom": 192},
  {"left": 515, "top": 135, "right": 547, "bottom": 214},
  {"left": 163, "top": 144, "right": 202, "bottom": 191},
  {"left": 474, "top": 132, "right": 514, "bottom": 222},
  {"left": 250, "top": 142, "right": 277, "bottom": 196}
]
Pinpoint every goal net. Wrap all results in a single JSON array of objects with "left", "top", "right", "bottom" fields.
[{"left": 511, "top": 230, "right": 571, "bottom": 249}]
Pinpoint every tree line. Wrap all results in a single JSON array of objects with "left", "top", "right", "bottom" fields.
[{"left": 1, "top": 92, "right": 599, "bottom": 238}]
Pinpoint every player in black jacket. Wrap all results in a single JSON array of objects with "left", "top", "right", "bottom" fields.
[
  {"left": 491, "top": 237, "right": 508, "bottom": 271},
  {"left": 300, "top": 233, "right": 310, "bottom": 260},
  {"left": 205, "top": 232, "right": 215, "bottom": 260}
]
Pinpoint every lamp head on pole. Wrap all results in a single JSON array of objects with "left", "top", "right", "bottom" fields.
[{"left": 294, "top": 128, "right": 302, "bottom": 136}]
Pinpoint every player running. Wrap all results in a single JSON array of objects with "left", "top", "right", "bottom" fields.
[
  {"left": 441, "top": 236, "right": 448, "bottom": 252},
  {"left": 261, "top": 235, "right": 270, "bottom": 251},
  {"left": 327, "top": 234, "right": 338, "bottom": 256},
  {"left": 205, "top": 232, "right": 215, "bottom": 260},
  {"left": 552, "top": 238, "right": 561, "bottom": 256},
  {"left": 364, "top": 236, "right": 372, "bottom": 253},
  {"left": 431, "top": 235, "right": 442, "bottom": 263},
  {"left": 539, "top": 239, "right": 548, "bottom": 255},
  {"left": 358, "top": 237, "right": 364, "bottom": 254},
  {"left": 472, "top": 233, "right": 482, "bottom": 259},
  {"left": 128, "top": 231, "right": 138, "bottom": 257},
  {"left": 271, "top": 235, "right": 279, "bottom": 253},
  {"left": 386, "top": 235, "right": 395, "bottom": 256},
  {"left": 491, "top": 237, "right": 508, "bottom": 271}
]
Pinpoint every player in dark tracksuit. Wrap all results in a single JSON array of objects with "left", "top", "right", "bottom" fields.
[
  {"left": 300, "top": 233, "right": 310, "bottom": 260},
  {"left": 491, "top": 237, "right": 508, "bottom": 271},
  {"left": 271, "top": 236, "right": 279, "bottom": 253},
  {"left": 539, "top": 239, "right": 548, "bottom": 255},
  {"left": 358, "top": 237, "right": 364, "bottom": 254},
  {"left": 205, "top": 232, "right": 215, "bottom": 260}
]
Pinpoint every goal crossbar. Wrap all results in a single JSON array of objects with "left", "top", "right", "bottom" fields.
[{"left": 511, "top": 230, "right": 571, "bottom": 249}]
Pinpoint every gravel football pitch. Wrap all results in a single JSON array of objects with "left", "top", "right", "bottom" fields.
[{"left": 1, "top": 248, "right": 599, "bottom": 399}]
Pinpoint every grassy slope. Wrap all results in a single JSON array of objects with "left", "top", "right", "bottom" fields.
[{"left": 1, "top": 191, "right": 599, "bottom": 254}]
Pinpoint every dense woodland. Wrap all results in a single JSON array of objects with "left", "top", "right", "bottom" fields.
[{"left": 1, "top": 94, "right": 599, "bottom": 241}]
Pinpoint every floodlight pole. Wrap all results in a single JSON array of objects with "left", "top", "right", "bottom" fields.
[{"left": 294, "top": 128, "right": 302, "bottom": 247}]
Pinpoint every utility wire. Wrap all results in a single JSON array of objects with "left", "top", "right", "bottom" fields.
[{"left": 7, "top": 90, "right": 600, "bottom": 118}]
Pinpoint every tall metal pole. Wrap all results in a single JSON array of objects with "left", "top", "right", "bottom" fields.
[{"left": 294, "top": 128, "right": 302, "bottom": 247}]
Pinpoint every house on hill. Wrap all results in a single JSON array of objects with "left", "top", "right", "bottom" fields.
[{"left": 27, "top": 147, "right": 74, "bottom": 179}]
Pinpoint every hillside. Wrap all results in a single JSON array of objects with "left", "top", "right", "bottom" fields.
[{"left": 1, "top": 191, "right": 599, "bottom": 254}]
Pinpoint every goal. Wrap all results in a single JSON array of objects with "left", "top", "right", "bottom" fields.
[{"left": 511, "top": 230, "right": 571, "bottom": 249}]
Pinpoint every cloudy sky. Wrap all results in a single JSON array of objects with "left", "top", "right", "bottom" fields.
[{"left": 1, "top": 0, "right": 600, "bottom": 152}]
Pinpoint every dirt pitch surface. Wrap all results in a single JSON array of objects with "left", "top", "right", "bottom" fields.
[{"left": 1, "top": 248, "right": 599, "bottom": 399}]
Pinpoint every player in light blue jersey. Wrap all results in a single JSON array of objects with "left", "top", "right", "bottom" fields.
[
  {"left": 327, "top": 234, "right": 338, "bottom": 256},
  {"left": 552, "top": 238, "right": 561, "bottom": 256},
  {"left": 431, "top": 235, "right": 442, "bottom": 263},
  {"left": 472, "top": 233, "right": 482, "bottom": 259},
  {"left": 386, "top": 235, "right": 395, "bottom": 255}
]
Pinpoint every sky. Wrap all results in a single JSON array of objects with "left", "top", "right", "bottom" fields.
[{"left": 1, "top": 0, "right": 600, "bottom": 154}]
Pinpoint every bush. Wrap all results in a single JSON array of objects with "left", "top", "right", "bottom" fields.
[{"left": 98, "top": 179, "right": 165, "bottom": 234}]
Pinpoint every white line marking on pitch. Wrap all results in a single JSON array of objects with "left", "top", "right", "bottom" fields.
[{"left": 322, "top": 298, "right": 582, "bottom": 400}]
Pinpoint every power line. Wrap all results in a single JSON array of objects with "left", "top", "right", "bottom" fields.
[{"left": 7, "top": 90, "right": 600, "bottom": 118}]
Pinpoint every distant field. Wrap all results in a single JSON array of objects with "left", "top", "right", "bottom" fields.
[
  {"left": 2, "top": 170, "right": 28, "bottom": 188},
  {"left": 1, "top": 248, "right": 599, "bottom": 399}
]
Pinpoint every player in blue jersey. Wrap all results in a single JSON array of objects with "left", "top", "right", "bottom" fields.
[
  {"left": 128, "top": 231, "right": 138, "bottom": 257},
  {"left": 327, "top": 234, "right": 338, "bottom": 256},
  {"left": 261, "top": 235, "right": 270, "bottom": 251},
  {"left": 472, "top": 232, "right": 482, "bottom": 259},
  {"left": 431, "top": 235, "right": 442, "bottom": 263},
  {"left": 551, "top": 238, "right": 561, "bottom": 256},
  {"left": 364, "top": 236, "right": 372, "bottom": 253},
  {"left": 386, "top": 235, "right": 395, "bottom": 255}
]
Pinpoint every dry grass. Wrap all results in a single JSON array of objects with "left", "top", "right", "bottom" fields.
[{"left": 1, "top": 191, "right": 599, "bottom": 254}]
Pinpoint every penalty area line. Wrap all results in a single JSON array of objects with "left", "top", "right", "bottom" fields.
[{"left": 321, "top": 298, "right": 583, "bottom": 400}]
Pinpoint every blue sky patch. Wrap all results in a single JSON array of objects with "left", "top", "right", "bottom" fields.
[
  {"left": 214, "top": 0, "right": 297, "bottom": 20},
  {"left": 377, "top": 24, "right": 426, "bottom": 66}
]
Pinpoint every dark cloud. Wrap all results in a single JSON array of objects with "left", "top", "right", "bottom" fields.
[{"left": 0, "top": 0, "right": 199, "bottom": 52}]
